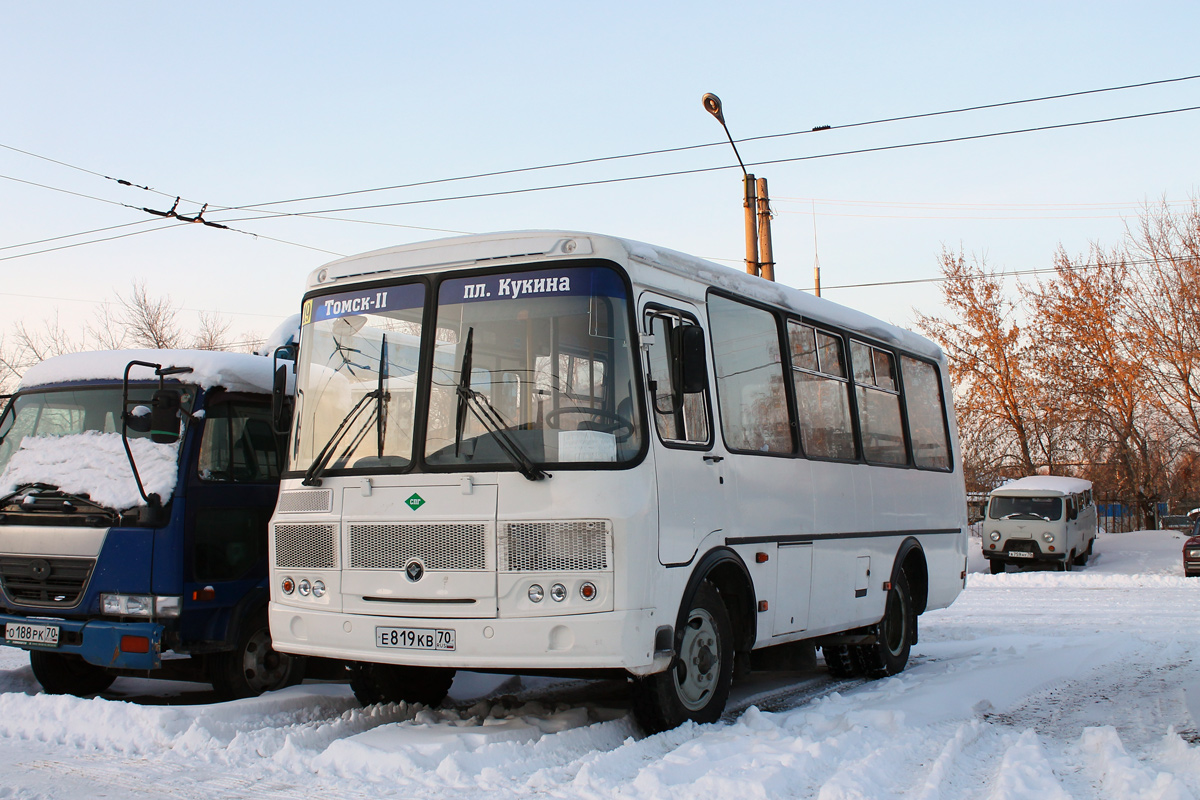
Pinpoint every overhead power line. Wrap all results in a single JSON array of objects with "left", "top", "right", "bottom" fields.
[
  {"left": 225, "top": 73, "right": 1200, "bottom": 212},
  {"left": 212, "top": 104, "right": 1200, "bottom": 222}
]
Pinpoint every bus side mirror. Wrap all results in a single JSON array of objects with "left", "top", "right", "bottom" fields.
[
  {"left": 149, "top": 389, "right": 182, "bottom": 444},
  {"left": 673, "top": 325, "right": 708, "bottom": 395},
  {"left": 272, "top": 344, "right": 296, "bottom": 435}
]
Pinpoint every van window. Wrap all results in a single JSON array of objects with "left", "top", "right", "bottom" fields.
[{"left": 988, "top": 495, "right": 1063, "bottom": 521}]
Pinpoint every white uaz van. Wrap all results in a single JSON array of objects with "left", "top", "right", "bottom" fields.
[{"left": 982, "top": 476, "right": 1098, "bottom": 573}]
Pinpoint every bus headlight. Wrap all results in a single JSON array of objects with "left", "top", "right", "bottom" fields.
[
  {"left": 312, "top": 580, "right": 326, "bottom": 598},
  {"left": 298, "top": 579, "right": 311, "bottom": 597},
  {"left": 528, "top": 584, "right": 544, "bottom": 603},
  {"left": 550, "top": 583, "right": 566, "bottom": 602}
]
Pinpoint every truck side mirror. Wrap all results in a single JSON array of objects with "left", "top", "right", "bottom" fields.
[
  {"left": 125, "top": 405, "right": 153, "bottom": 433},
  {"left": 149, "top": 389, "right": 182, "bottom": 444},
  {"left": 672, "top": 325, "right": 708, "bottom": 395}
]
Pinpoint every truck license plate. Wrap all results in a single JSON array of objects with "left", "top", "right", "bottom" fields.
[
  {"left": 5, "top": 622, "right": 60, "bottom": 647},
  {"left": 1007, "top": 551, "right": 1034, "bottom": 559},
  {"left": 375, "top": 626, "right": 455, "bottom": 651}
]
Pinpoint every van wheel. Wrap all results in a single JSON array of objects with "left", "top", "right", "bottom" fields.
[
  {"left": 822, "top": 644, "right": 863, "bottom": 678},
  {"left": 990, "top": 559, "right": 1006, "bottom": 574},
  {"left": 858, "top": 570, "right": 915, "bottom": 679},
  {"left": 631, "top": 581, "right": 734, "bottom": 733},
  {"left": 210, "top": 612, "right": 305, "bottom": 699},
  {"left": 30, "top": 651, "right": 115, "bottom": 696},
  {"left": 1073, "top": 546, "right": 1089, "bottom": 567},
  {"left": 1060, "top": 552, "right": 1074, "bottom": 572},
  {"left": 349, "top": 662, "right": 456, "bottom": 707}
]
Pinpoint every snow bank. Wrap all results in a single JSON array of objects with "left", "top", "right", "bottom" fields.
[
  {"left": 20, "top": 349, "right": 277, "bottom": 394},
  {"left": 0, "top": 431, "right": 178, "bottom": 509}
]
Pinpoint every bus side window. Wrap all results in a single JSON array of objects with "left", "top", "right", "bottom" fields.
[
  {"left": 851, "top": 340, "right": 907, "bottom": 465},
  {"left": 787, "top": 320, "right": 855, "bottom": 460},
  {"left": 900, "top": 355, "right": 951, "bottom": 470},
  {"left": 645, "top": 312, "right": 710, "bottom": 446},
  {"left": 708, "top": 295, "right": 792, "bottom": 454}
]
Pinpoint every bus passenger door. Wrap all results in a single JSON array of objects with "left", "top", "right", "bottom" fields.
[{"left": 640, "top": 298, "right": 727, "bottom": 565}]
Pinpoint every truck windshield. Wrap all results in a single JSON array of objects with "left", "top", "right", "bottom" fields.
[
  {"left": 289, "top": 262, "right": 643, "bottom": 475},
  {"left": 988, "top": 495, "right": 1063, "bottom": 521},
  {"left": 0, "top": 384, "right": 194, "bottom": 483}
]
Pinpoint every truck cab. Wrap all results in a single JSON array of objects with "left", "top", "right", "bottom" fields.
[
  {"left": 0, "top": 347, "right": 302, "bottom": 697},
  {"left": 982, "top": 476, "right": 1098, "bottom": 573}
]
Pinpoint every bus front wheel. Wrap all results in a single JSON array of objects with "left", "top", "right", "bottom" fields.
[
  {"left": 631, "top": 581, "right": 734, "bottom": 733},
  {"left": 349, "top": 662, "right": 456, "bottom": 707}
]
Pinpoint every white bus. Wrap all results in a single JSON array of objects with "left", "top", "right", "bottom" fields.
[{"left": 268, "top": 231, "right": 968, "bottom": 731}]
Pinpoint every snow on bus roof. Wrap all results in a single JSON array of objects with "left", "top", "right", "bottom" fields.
[
  {"left": 307, "top": 231, "right": 943, "bottom": 361},
  {"left": 990, "top": 475, "right": 1093, "bottom": 496},
  {"left": 18, "top": 349, "right": 277, "bottom": 394}
]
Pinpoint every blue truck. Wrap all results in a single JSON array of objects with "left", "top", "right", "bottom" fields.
[{"left": 0, "top": 345, "right": 304, "bottom": 697}]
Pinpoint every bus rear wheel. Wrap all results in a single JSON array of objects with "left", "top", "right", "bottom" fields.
[
  {"left": 858, "top": 570, "right": 915, "bottom": 679},
  {"left": 349, "top": 662, "right": 456, "bottom": 707},
  {"left": 30, "top": 651, "right": 115, "bottom": 696},
  {"left": 631, "top": 581, "right": 734, "bottom": 733},
  {"left": 822, "top": 644, "right": 863, "bottom": 678}
]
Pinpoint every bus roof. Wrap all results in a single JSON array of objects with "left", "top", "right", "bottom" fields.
[
  {"left": 306, "top": 231, "right": 944, "bottom": 362},
  {"left": 990, "top": 475, "right": 1093, "bottom": 497},
  {"left": 19, "top": 349, "right": 278, "bottom": 395}
]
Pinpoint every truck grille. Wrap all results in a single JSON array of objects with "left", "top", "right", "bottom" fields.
[
  {"left": 274, "top": 523, "right": 338, "bottom": 569},
  {"left": 348, "top": 523, "right": 489, "bottom": 571},
  {"left": 499, "top": 520, "right": 611, "bottom": 571},
  {"left": 0, "top": 556, "right": 95, "bottom": 608}
]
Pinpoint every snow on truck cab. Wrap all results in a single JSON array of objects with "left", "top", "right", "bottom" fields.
[
  {"left": 0, "top": 338, "right": 305, "bottom": 698},
  {"left": 267, "top": 231, "right": 969, "bottom": 732},
  {"left": 982, "top": 476, "right": 1098, "bottom": 573}
]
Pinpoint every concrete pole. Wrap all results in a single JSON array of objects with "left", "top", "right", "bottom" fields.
[
  {"left": 744, "top": 173, "right": 760, "bottom": 276},
  {"left": 757, "top": 177, "right": 775, "bottom": 282}
]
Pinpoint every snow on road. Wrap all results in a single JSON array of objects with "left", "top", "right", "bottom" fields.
[{"left": 4, "top": 529, "right": 1200, "bottom": 799}]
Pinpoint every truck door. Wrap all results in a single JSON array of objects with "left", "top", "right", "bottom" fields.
[
  {"left": 180, "top": 392, "right": 284, "bottom": 645},
  {"left": 638, "top": 296, "right": 728, "bottom": 565}
]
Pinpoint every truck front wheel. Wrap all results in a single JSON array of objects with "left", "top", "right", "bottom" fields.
[
  {"left": 209, "top": 612, "right": 304, "bottom": 699},
  {"left": 30, "top": 651, "right": 115, "bottom": 696}
]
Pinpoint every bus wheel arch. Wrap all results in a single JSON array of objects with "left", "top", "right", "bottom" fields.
[
  {"left": 683, "top": 547, "right": 756, "bottom": 660},
  {"left": 894, "top": 537, "right": 929, "bottom": 616}
]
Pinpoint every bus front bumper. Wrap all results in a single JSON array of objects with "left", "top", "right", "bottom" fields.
[
  {"left": 0, "top": 613, "right": 163, "bottom": 670},
  {"left": 269, "top": 603, "right": 666, "bottom": 675}
]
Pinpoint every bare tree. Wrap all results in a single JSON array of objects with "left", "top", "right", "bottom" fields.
[
  {"left": 193, "top": 311, "right": 233, "bottom": 351},
  {"left": 120, "top": 280, "right": 184, "bottom": 349}
]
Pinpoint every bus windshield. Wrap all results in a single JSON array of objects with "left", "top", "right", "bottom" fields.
[
  {"left": 988, "top": 495, "right": 1063, "bottom": 521},
  {"left": 290, "top": 262, "right": 643, "bottom": 476}
]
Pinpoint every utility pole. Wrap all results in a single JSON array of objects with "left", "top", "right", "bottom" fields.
[{"left": 703, "top": 93, "right": 774, "bottom": 281}]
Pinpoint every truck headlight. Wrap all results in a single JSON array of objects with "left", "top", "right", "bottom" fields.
[{"left": 101, "top": 593, "right": 180, "bottom": 618}]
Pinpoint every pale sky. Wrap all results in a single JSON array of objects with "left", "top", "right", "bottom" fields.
[{"left": 2, "top": 1, "right": 1197, "bottom": 349}]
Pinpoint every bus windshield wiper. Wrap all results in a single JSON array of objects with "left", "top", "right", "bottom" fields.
[
  {"left": 454, "top": 328, "right": 475, "bottom": 458},
  {"left": 456, "top": 385, "right": 549, "bottom": 481},
  {"left": 303, "top": 339, "right": 389, "bottom": 486}
]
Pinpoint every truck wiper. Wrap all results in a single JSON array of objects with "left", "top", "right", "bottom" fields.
[
  {"left": 1, "top": 483, "right": 119, "bottom": 520},
  {"left": 456, "top": 386, "right": 549, "bottom": 481}
]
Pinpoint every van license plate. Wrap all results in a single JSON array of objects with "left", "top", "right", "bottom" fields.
[
  {"left": 1007, "top": 551, "right": 1034, "bottom": 559},
  {"left": 375, "top": 627, "right": 455, "bottom": 651},
  {"left": 5, "top": 622, "right": 60, "bottom": 647}
]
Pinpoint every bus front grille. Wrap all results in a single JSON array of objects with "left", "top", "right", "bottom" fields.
[
  {"left": 0, "top": 556, "right": 94, "bottom": 608},
  {"left": 274, "top": 523, "right": 338, "bottom": 569},
  {"left": 499, "top": 520, "right": 611, "bottom": 572},
  {"left": 277, "top": 489, "right": 333, "bottom": 513},
  {"left": 348, "top": 523, "right": 489, "bottom": 571}
]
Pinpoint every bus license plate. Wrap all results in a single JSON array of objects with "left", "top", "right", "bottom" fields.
[
  {"left": 375, "top": 627, "right": 455, "bottom": 651},
  {"left": 5, "top": 622, "right": 60, "bottom": 647},
  {"left": 1007, "top": 551, "right": 1034, "bottom": 559}
]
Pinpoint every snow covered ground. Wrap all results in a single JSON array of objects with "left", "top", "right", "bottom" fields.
[{"left": 4, "top": 529, "right": 1200, "bottom": 799}]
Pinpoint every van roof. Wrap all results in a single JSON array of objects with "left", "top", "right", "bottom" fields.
[{"left": 989, "top": 475, "right": 1092, "bottom": 497}]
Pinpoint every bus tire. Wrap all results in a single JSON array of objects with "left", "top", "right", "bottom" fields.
[
  {"left": 989, "top": 559, "right": 1006, "bottom": 574},
  {"left": 30, "top": 651, "right": 115, "bottom": 696},
  {"left": 631, "top": 581, "right": 733, "bottom": 733},
  {"left": 858, "top": 570, "right": 915, "bottom": 680},
  {"left": 210, "top": 611, "right": 305, "bottom": 699},
  {"left": 349, "top": 662, "right": 455, "bottom": 707},
  {"left": 822, "top": 645, "right": 863, "bottom": 678}
]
